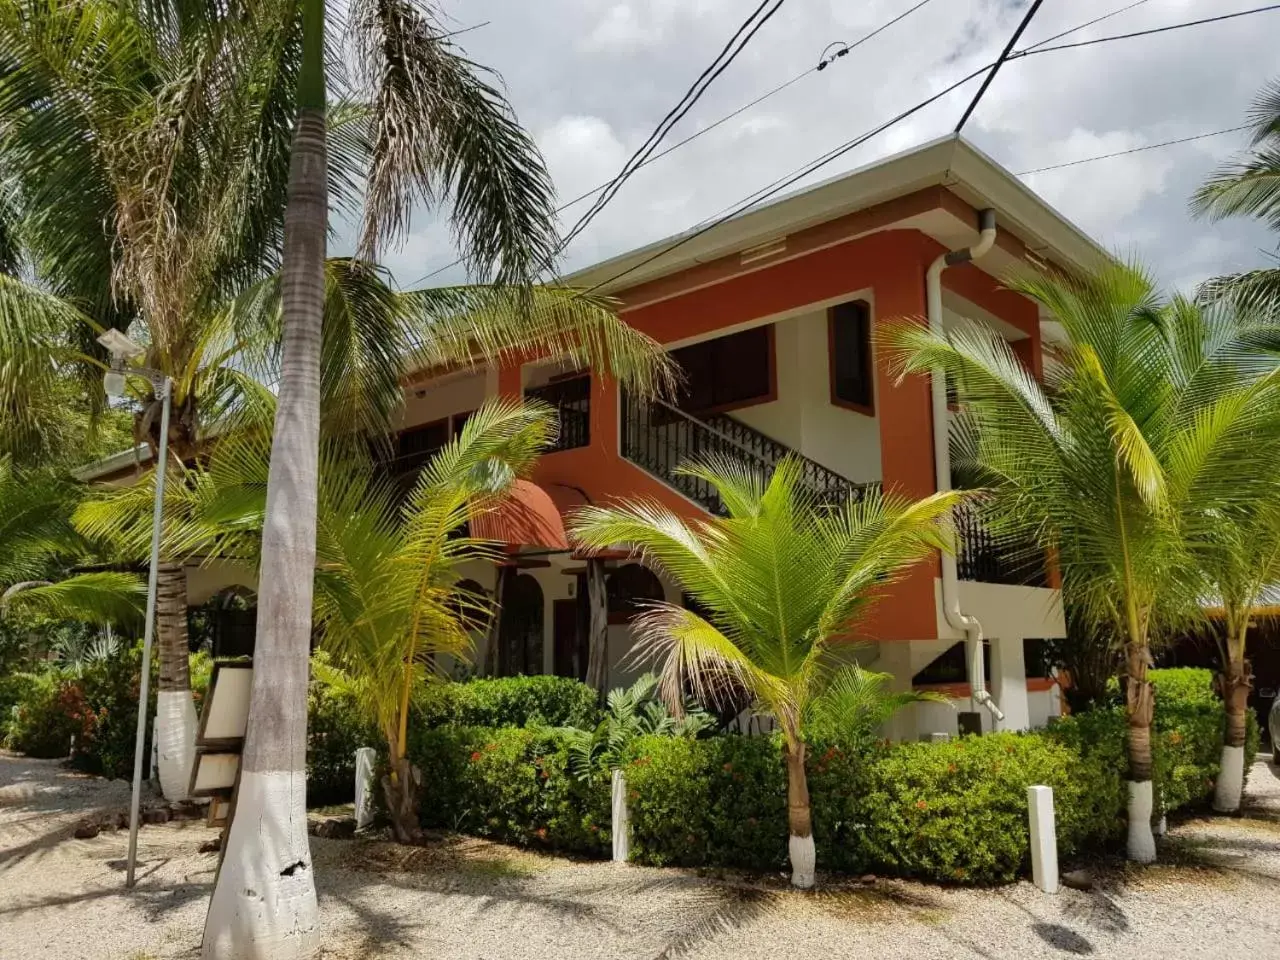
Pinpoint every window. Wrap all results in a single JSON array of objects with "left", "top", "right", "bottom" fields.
[
  {"left": 829, "top": 300, "right": 873, "bottom": 413},
  {"left": 670, "top": 326, "right": 773, "bottom": 415},
  {"left": 396, "top": 418, "right": 449, "bottom": 471},
  {"left": 450, "top": 410, "right": 473, "bottom": 439}
]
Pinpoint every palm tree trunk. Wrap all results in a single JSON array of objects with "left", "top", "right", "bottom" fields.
[
  {"left": 1215, "top": 612, "right": 1251, "bottom": 813},
  {"left": 381, "top": 754, "right": 425, "bottom": 844},
  {"left": 1124, "top": 638, "right": 1157, "bottom": 863},
  {"left": 202, "top": 0, "right": 325, "bottom": 954},
  {"left": 585, "top": 558, "right": 608, "bottom": 696},
  {"left": 154, "top": 562, "right": 196, "bottom": 801},
  {"left": 783, "top": 739, "right": 815, "bottom": 889}
]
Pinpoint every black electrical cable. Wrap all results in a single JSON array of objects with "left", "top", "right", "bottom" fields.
[
  {"left": 1010, "top": 4, "right": 1280, "bottom": 59},
  {"left": 954, "top": 0, "right": 1045, "bottom": 134},
  {"left": 1015, "top": 124, "right": 1254, "bottom": 175},
  {"left": 559, "top": 0, "right": 790, "bottom": 254},
  {"left": 404, "top": 1, "right": 939, "bottom": 289},
  {"left": 1019, "top": 0, "right": 1151, "bottom": 53},
  {"left": 583, "top": 62, "right": 993, "bottom": 296}
]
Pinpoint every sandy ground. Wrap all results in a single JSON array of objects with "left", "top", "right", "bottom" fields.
[{"left": 4, "top": 750, "right": 1280, "bottom": 960}]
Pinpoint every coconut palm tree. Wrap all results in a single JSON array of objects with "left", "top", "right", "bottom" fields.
[
  {"left": 1191, "top": 77, "right": 1280, "bottom": 301},
  {"left": 886, "top": 261, "right": 1280, "bottom": 862},
  {"left": 570, "top": 457, "right": 959, "bottom": 888},
  {"left": 0, "top": 456, "right": 143, "bottom": 632},
  {"left": 311, "top": 398, "right": 558, "bottom": 841},
  {"left": 202, "top": 0, "right": 670, "bottom": 947}
]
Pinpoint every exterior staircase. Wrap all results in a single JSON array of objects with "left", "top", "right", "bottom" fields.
[{"left": 619, "top": 391, "right": 875, "bottom": 516}]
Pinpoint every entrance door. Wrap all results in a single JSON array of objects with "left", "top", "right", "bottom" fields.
[
  {"left": 553, "top": 599, "right": 584, "bottom": 680},
  {"left": 499, "top": 573, "right": 544, "bottom": 676}
]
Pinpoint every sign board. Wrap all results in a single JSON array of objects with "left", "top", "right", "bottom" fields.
[{"left": 188, "top": 662, "right": 253, "bottom": 802}]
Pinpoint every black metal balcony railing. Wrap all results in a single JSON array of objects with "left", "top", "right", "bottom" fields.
[
  {"left": 526, "top": 375, "right": 591, "bottom": 453},
  {"left": 953, "top": 503, "right": 1049, "bottom": 587},
  {"left": 621, "top": 392, "right": 875, "bottom": 516}
]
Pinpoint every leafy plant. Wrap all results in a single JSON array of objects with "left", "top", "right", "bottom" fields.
[
  {"left": 571, "top": 455, "right": 960, "bottom": 887},
  {"left": 887, "top": 259, "right": 1280, "bottom": 861},
  {"left": 556, "top": 673, "right": 716, "bottom": 782}
]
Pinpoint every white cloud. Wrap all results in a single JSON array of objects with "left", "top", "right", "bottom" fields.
[{"left": 359, "top": 0, "right": 1279, "bottom": 290}]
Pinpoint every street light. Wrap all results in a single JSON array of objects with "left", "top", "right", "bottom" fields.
[{"left": 97, "top": 329, "right": 172, "bottom": 890}]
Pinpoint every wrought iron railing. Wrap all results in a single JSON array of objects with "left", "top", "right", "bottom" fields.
[
  {"left": 526, "top": 375, "right": 591, "bottom": 453},
  {"left": 621, "top": 392, "right": 875, "bottom": 515},
  {"left": 953, "top": 502, "right": 1049, "bottom": 586}
]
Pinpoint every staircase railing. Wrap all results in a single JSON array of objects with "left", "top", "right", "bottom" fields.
[
  {"left": 620, "top": 392, "right": 875, "bottom": 515},
  {"left": 953, "top": 502, "right": 1049, "bottom": 587},
  {"left": 526, "top": 375, "right": 591, "bottom": 453}
]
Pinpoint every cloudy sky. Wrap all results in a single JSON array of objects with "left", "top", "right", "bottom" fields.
[{"left": 351, "top": 0, "right": 1279, "bottom": 294}]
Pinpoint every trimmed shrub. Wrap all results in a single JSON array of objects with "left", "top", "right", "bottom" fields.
[
  {"left": 407, "top": 725, "right": 611, "bottom": 856},
  {"left": 307, "top": 678, "right": 377, "bottom": 807},
  {"left": 4, "top": 670, "right": 78, "bottom": 758},
  {"left": 414, "top": 675, "right": 600, "bottom": 730},
  {"left": 1150, "top": 667, "right": 1218, "bottom": 707},
  {"left": 624, "top": 731, "right": 1119, "bottom": 884}
]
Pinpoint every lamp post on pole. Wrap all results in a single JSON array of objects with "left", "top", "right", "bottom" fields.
[{"left": 98, "top": 330, "right": 173, "bottom": 890}]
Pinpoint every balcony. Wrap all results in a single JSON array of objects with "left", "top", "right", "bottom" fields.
[
  {"left": 954, "top": 503, "right": 1049, "bottom": 587},
  {"left": 525, "top": 374, "right": 591, "bottom": 453}
]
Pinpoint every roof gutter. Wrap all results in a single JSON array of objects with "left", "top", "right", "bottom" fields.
[{"left": 927, "top": 207, "right": 1004, "bottom": 725}]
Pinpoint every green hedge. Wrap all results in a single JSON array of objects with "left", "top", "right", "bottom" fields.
[
  {"left": 307, "top": 679, "right": 377, "bottom": 807},
  {"left": 622, "top": 731, "right": 1118, "bottom": 884},
  {"left": 414, "top": 676, "right": 600, "bottom": 730},
  {"left": 407, "top": 725, "right": 611, "bottom": 856}
]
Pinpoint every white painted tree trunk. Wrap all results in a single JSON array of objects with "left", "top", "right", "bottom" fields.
[
  {"left": 354, "top": 747, "right": 377, "bottom": 830},
  {"left": 1213, "top": 745, "right": 1245, "bottom": 813},
  {"left": 155, "top": 562, "right": 194, "bottom": 801},
  {"left": 202, "top": 771, "right": 317, "bottom": 959},
  {"left": 156, "top": 690, "right": 198, "bottom": 801},
  {"left": 1126, "top": 780, "right": 1157, "bottom": 863},
  {"left": 200, "top": 90, "right": 326, "bottom": 958},
  {"left": 789, "top": 835, "right": 816, "bottom": 889}
]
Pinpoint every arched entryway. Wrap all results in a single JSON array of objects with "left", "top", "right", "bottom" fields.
[
  {"left": 499, "top": 573, "right": 544, "bottom": 676},
  {"left": 188, "top": 586, "right": 257, "bottom": 658}
]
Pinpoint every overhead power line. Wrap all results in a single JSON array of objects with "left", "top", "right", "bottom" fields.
[
  {"left": 584, "top": 62, "right": 993, "bottom": 296},
  {"left": 954, "top": 0, "right": 1045, "bottom": 133},
  {"left": 1015, "top": 124, "right": 1254, "bottom": 176},
  {"left": 1010, "top": 3, "right": 1280, "bottom": 59},
  {"left": 558, "top": 0, "right": 791, "bottom": 255},
  {"left": 405, "top": 0, "right": 939, "bottom": 289},
  {"left": 1019, "top": 0, "right": 1152, "bottom": 53}
]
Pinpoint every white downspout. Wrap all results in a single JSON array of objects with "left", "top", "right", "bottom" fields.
[{"left": 927, "top": 208, "right": 1004, "bottom": 724}]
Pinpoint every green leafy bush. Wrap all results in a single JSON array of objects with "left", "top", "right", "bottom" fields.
[
  {"left": 68, "top": 644, "right": 153, "bottom": 778},
  {"left": 307, "top": 675, "right": 378, "bottom": 807},
  {"left": 407, "top": 725, "right": 611, "bottom": 856},
  {"left": 4, "top": 670, "right": 78, "bottom": 758},
  {"left": 1149, "top": 667, "right": 1218, "bottom": 707},
  {"left": 0, "top": 671, "right": 41, "bottom": 737},
  {"left": 415, "top": 675, "right": 600, "bottom": 730}
]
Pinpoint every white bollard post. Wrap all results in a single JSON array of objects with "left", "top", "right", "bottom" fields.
[
  {"left": 1027, "top": 784, "right": 1058, "bottom": 894},
  {"left": 611, "top": 769, "right": 629, "bottom": 863},
  {"left": 354, "top": 747, "right": 377, "bottom": 830}
]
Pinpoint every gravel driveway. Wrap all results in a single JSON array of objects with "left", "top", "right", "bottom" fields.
[{"left": 4, "top": 749, "right": 1280, "bottom": 960}]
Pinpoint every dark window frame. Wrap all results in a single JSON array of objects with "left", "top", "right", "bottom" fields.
[
  {"left": 827, "top": 300, "right": 875, "bottom": 416},
  {"left": 670, "top": 325, "right": 777, "bottom": 417}
]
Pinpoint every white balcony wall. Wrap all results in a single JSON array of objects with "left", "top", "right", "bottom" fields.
[
  {"left": 399, "top": 370, "right": 491, "bottom": 431},
  {"left": 729, "top": 310, "right": 882, "bottom": 486}
]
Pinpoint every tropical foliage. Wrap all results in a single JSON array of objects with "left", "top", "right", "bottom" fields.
[
  {"left": 1192, "top": 76, "right": 1280, "bottom": 302},
  {"left": 570, "top": 456, "right": 957, "bottom": 888},
  {"left": 886, "top": 259, "right": 1280, "bottom": 861}
]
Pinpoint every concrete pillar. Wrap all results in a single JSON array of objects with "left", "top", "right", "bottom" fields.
[
  {"left": 611, "top": 769, "right": 629, "bottom": 863},
  {"left": 875, "top": 641, "right": 918, "bottom": 741},
  {"left": 354, "top": 747, "right": 377, "bottom": 830},
  {"left": 1028, "top": 785, "right": 1058, "bottom": 893},
  {"left": 991, "top": 635, "right": 1031, "bottom": 731}
]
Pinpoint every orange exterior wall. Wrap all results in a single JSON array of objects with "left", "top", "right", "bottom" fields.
[{"left": 504, "top": 219, "right": 1043, "bottom": 644}]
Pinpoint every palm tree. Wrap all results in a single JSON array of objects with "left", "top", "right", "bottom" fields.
[
  {"left": 886, "top": 261, "right": 1280, "bottom": 862},
  {"left": 311, "top": 398, "right": 557, "bottom": 842},
  {"left": 570, "top": 457, "right": 958, "bottom": 888},
  {"left": 1191, "top": 77, "right": 1280, "bottom": 300},
  {"left": 0, "top": 456, "right": 143, "bottom": 633},
  {"left": 202, "top": 0, "right": 671, "bottom": 948}
]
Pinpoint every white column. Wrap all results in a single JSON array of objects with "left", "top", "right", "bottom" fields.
[
  {"left": 875, "top": 641, "right": 918, "bottom": 741},
  {"left": 1027, "top": 785, "right": 1058, "bottom": 893},
  {"left": 611, "top": 769, "right": 629, "bottom": 863},
  {"left": 354, "top": 748, "right": 377, "bottom": 830},
  {"left": 991, "top": 635, "right": 1031, "bottom": 731}
]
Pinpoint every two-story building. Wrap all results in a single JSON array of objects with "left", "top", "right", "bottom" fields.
[{"left": 82, "top": 135, "right": 1103, "bottom": 738}]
